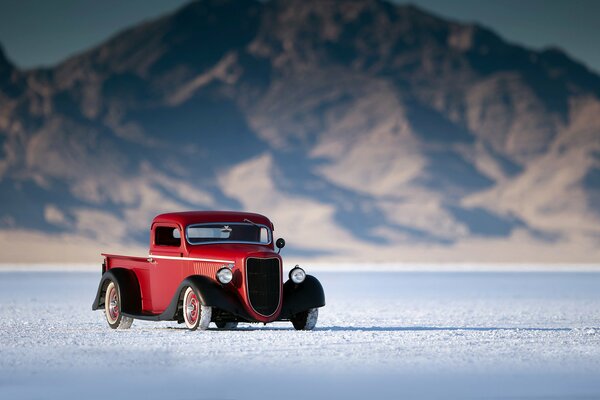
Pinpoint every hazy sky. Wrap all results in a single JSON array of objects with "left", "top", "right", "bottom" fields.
[{"left": 0, "top": 0, "right": 598, "bottom": 73}]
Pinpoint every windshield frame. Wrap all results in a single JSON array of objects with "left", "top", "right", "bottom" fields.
[{"left": 185, "top": 222, "right": 273, "bottom": 246}]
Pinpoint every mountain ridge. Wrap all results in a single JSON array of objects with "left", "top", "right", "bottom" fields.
[{"left": 1, "top": 0, "right": 599, "bottom": 262}]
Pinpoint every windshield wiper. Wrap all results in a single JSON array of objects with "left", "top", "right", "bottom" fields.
[{"left": 243, "top": 218, "right": 259, "bottom": 227}]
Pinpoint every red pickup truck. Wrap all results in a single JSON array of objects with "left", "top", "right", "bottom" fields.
[{"left": 92, "top": 211, "right": 325, "bottom": 331}]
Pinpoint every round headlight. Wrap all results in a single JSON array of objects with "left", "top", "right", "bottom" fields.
[
  {"left": 216, "top": 267, "right": 233, "bottom": 284},
  {"left": 289, "top": 266, "right": 306, "bottom": 284}
]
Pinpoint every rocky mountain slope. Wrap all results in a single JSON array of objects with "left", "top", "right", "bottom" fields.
[{"left": 1, "top": 0, "right": 599, "bottom": 262}]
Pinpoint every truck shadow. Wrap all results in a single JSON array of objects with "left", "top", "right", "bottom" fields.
[
  {"left": 159, "top": 325, "right": 581, "bottom": 332},
  {"left": 318, "top": 326, "right": 576, "bottom": 332}
]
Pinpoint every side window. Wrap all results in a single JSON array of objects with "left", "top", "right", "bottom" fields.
[{"left": 155, "top": 226, "right": 181, "bottom": 247}]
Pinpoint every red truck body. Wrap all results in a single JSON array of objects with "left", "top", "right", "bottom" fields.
[{"left": 93, "top": 211, "right": 325, "bottom": 330}]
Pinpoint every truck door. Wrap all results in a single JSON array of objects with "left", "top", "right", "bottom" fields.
[{"left": 149, "top": 224, "right": 184, "bottom": 313}]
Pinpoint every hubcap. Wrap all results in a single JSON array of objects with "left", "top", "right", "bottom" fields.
[
  {"left": 108, "top": 286, "right": 119, "bottom": 321},
  {"left": 185, "top": 291, "right": 199, "bottom": 325}
]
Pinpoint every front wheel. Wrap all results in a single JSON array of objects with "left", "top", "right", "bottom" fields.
[
  {"left": 104, "top": 281, "right": 133, "bottom": 329},
  {"left": 291, "top": 308, "right": 318, "bottom": 330},
  {"left": 183, "top": 287, "right": 211, "bottom": 331}
]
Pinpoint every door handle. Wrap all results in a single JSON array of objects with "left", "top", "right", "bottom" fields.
[{"left": 147, "top": 257, "right": 157, "bottom": 264}]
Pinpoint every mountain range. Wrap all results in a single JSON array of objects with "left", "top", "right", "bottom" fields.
[{"left": 1, "top": 0, "right": 599, "bottom": 263}]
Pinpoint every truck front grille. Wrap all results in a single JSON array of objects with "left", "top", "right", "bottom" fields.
[{"left": 246, "top": 258, "right": 281, "bottom": 316}]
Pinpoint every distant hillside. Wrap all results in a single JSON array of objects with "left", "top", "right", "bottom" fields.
[{"left": 1, "top": 0, "right": 599, "bottom": 263}]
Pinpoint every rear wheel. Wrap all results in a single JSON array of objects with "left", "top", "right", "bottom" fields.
[
  {"left": 291, "top": 308, "right": 318, "bottom": 331},
  {"left": 183, "top": 287, "right": 211, "bottom": 331},
  {"left": 215, "top": 322, "right": 238, "bottom": 329},
  {"left": 104, "top": 281, "right": 133, "bottom": 329}
]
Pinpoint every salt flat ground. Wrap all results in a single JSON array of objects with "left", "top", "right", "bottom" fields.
[{"left": 1, "top": 267, "right": 600, "bottom": 399}]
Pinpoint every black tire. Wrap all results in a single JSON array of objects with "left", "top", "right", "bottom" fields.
[
  {"left": 104, "top": 280, "right": 133, "bottom": 329},
  {"left": 291, "top": 308, "right": 318, "bottom": 330},
  {"left": 215, "top": 322, "right": 238, "bottom": 329}
]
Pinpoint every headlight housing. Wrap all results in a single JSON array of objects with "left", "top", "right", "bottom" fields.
[
  {"left": 216, "top": 267, "right": 233, "bottom": 284},
  {"left": 289, "top": 266, "right": 306, "bottom": 284}
]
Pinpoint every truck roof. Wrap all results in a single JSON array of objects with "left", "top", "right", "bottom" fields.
[{"left": 152, "top": 211, "right": 274, "bottom": 230}]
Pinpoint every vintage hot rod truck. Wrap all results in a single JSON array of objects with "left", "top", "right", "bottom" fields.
[{"left": 92, "top": 211, "right": 325, "bottom": 331}]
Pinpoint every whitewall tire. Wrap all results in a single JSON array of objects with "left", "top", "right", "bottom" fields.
[
  {"left": 291, "top": 308, "right": 318, "bottom": 331},
  {"left": 183, "top": 286, "right": 211, "bottom": 331},
  {"left": 104, "top": 281, "right": 133, "bottom": 330}
]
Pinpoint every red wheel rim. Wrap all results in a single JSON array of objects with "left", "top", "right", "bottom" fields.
[
  {"left": 108, "top": 285, "right": 119, "bottom": 321},
  {"left": 185, "top": 291, "right": 199, "bottom": 325}
]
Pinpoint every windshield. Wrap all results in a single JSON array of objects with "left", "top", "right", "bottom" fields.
[{"left": 186, "top": 223, "right": 271, "bottom": 245}]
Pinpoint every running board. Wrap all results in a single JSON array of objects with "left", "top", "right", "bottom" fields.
[{"left": 122, "top": 312, "right": 171, "bottom": 321}]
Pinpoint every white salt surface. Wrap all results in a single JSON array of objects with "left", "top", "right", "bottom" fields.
[{"left": 1, "top": 267, "right": 600, "bottom": 399}]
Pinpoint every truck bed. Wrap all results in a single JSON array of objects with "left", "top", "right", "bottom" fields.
[{"left": 102, "top": 253, "right": 150, "bottom": 269}]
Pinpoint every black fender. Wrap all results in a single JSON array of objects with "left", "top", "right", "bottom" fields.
[
  {"left": 91, "top": 269, "right": 142, "bottom": 314},
  {"left": 279, "top": 275, "right": 325, "bottom": 319},
  {"left": 157, "top": 275, "right": 253, "bottom": 322}
]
